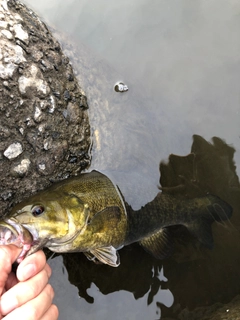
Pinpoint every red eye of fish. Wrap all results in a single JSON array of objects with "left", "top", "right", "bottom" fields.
[{"left": 31, "top": 205, "right": 45, "bottom": 217}]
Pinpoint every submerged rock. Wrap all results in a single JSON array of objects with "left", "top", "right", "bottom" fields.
[{"left": 0, "top": 0, "right": 91, "bottom": 216}]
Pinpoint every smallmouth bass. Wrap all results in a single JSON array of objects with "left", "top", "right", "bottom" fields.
[{"left": 0, "top": 171, "right": 232, "bottom": 267}]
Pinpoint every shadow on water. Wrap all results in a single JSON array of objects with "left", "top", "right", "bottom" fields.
[{"left": 47, "top": 134, "right": 240, "bottom": 319}]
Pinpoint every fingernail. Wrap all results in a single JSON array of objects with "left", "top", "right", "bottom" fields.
[{"left": 20, "top": 263, "right": 36, "bottom": 281}]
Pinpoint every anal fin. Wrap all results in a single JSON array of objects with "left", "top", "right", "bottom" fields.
[{"left": 139, "top": 228, "right": 173, "bottom": 259}]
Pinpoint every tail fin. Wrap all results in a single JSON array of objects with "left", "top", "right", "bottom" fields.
[{"left": 186, "top": 195, "right": 232, "bottom": 249}]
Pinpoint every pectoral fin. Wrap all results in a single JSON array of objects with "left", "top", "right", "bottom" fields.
[
  {"left": 85, "top": 246, "right": 120, "bottom": 267},
  {"left": 83, "top": 207, "right": 122, "bottom": 267},
  {"left": 139, "top": 228, "right": 173, "bottom": 259}
]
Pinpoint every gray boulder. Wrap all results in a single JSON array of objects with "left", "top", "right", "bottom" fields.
[{"left": 0, "top": 0, "right": 91, "bottom": 216}]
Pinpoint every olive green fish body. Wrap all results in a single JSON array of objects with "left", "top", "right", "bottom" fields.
[
  {"left": 126, "top": 192, "right": 227, "bottom": 245},
  {"left": 125, "top": 192, "right": 232, "bottom": 259},
  {"left": 0, "top": 171, "right": 232, "bottom": 266},
  {"left": 1, "top": 171, "right": 127, "bottom": 266},
  {"left": 44, "top": 171, "right": 127, "bottom": 251}
]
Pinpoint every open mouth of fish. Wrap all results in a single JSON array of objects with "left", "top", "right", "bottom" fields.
[{"left": 0, "top": 219, "right": 38, "bottom": 263}]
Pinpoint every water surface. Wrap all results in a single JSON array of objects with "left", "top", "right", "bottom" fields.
[{"left": 21, "top": 1, "right": 240, "bottom": 319}]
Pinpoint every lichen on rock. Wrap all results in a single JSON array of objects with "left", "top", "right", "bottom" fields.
[{"left": 0, "top": 0, "right": 91, "bottom": 216}]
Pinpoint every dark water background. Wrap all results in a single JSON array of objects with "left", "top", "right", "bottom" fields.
[{"left": 22, "top": 1, "right": 240, "bottom": 319}]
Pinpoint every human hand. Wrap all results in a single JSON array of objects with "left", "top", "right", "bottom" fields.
[{"left": 0, "top": 245, "right": 59, "bottom": 320}]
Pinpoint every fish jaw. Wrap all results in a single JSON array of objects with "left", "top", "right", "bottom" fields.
[{"left": 0, "top": 218, "right": 35, "bottom": 263}]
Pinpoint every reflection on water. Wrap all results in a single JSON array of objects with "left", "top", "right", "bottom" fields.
[
  {"left": 22, "top": 0, "right": 240, "bottom": 210},
  {"left": 48, "top": 251, "right": 174, "bottom": 319},
  {"left": 46, "top": 135, "right": 239, "bottom": 319},
  {"left": 20, "top": 1, "right": 240, "bottom": 319}
]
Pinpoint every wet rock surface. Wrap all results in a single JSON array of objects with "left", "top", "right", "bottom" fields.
[{"left": 0, "top": 0, "right": 91, "bottom": 216}]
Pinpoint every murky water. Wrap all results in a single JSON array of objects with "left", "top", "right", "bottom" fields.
[{"left": 22, "top": 1, "right": 240, "bottom": 319}]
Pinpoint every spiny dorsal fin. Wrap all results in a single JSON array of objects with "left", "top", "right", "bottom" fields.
[
  {"left": 139, "top": 228, "right": 173, "bottom": 259},
  {"left": 88, "top": 246, "right": 120, "bottom": 267}
]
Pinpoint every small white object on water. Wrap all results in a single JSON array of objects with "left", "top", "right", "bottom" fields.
[{"left": 114, "top": 81, "right": 128, "bottom": 93}]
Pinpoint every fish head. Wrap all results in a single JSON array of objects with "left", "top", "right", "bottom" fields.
[{"left": 0, "top": 190, "right": 90, "bottom": 262}]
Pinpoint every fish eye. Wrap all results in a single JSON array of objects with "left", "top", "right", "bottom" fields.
[{"left": 31, "top": 205, "right": 45, "bottom": 217}]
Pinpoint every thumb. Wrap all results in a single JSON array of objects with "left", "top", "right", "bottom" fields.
[{"left": 0, "top": 245, "right": 22, "bottom": 296}]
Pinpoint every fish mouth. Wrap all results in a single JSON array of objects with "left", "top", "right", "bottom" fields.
[{"left": 0, "top": 218, "right": 38, "bottom": 263}]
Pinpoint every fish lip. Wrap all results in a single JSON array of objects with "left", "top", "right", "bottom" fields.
[
  {"left": 0, "top": 218, "right": 35, "bottom": 263},
  {"left": 0, "top": 221, "right": 20, "bottom": 245}
]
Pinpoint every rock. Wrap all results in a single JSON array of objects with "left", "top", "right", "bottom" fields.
[
  {"left": 11, "top": 157, "right": 31, "bottom": 176},
  {"left": 0, "top": 0, "right": 91, "bottom": 217},
  {"left": 3, "top": 142, "right": 23, "bottom": 159}
]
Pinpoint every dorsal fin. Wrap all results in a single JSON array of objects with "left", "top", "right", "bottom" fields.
[{"left": 139, "top": 228, "right": 173, "bottom": 259}]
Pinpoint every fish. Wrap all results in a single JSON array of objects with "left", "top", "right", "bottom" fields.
[{"left": 0, "top": 170, "right": 232, "bottom": 267}]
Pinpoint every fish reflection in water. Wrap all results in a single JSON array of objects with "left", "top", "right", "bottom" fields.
[{"left": 44, "top": 135, "right": 239, "bottom": 320}]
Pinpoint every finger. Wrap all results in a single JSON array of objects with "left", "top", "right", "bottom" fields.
[
  {"left": 40, "top": 304, "right": 59, "bottom": 320},
  {"left": 3, "top": 284, "right": 55, "bottom": 320},
  {"left": 0, "top": 245, "right": 22, "bottom": 295},
  {"left": 5, "top": 272, "right": 18, "bottom": 291},
  {"left": 17, "top": 250, "right": 51, "bottom": 281},
  {"left": 0, "top": 266, "right": 50, "bottom": 315}
]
